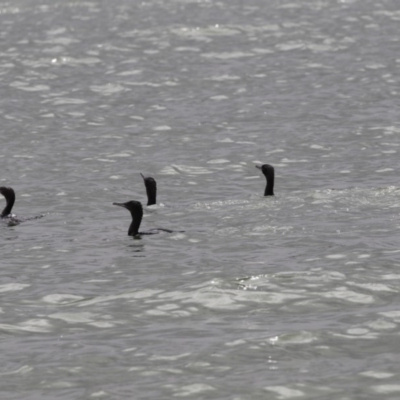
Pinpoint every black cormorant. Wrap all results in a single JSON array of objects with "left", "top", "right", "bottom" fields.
[
  {"left": 0, "top": 187, "right": 16, "bottom": 218},
  {"left": 0, "top": 186, "right": 43, "bottom": 225},
  {"left": 255, "top": 164, "right": 275, "bottom": 196},
  {"left": 113, "top": 200, "right": 173, "bottom": 237}
]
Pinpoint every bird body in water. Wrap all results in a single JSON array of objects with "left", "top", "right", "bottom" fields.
[
  {"left": 113, "top": 200, "right": 173, "bottom": 237},
  {"left": 255, "top": 164, "right": 275, "bottom": 196},
  {"left": 140, "top": 173, "right": 157, "bottom": 206},
  {"left": 1, "top": 186, "right": 43, "bottom": 225}
]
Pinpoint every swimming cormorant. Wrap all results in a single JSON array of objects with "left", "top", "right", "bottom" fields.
[
  {"left": 0, "top": 187, "right": 16, "bottom": 218},
  {"left": 113, "top": 200, "right": 173, "bottom": 237},
  {"left": 255, "top": 164, "right": 275, "bottom": 196},
  {"left": 140, "top": 173, "right": 157, "bottom": 206},
  {"left": 1, "top": 186, "right": 43, "bottom": 225}
]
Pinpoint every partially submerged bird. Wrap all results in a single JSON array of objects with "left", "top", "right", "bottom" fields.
[
  {"left": 0, "top": 187, "right": 16, "bottom": 219},
  {"left": 140, "top": 173, "right": 157, "bottom": 206},
  {"left": 255, "top": 164, "right": 275, "bottom": 196},
  {"left": 113, "top": 200, "right": 173, "bottom": 237},
  {"left": 0, "top": 186, "right": 43, "bottom": 225}
]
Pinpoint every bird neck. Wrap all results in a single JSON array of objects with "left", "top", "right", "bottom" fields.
[
  {"left": 128, "top": 208, "right": 143, "bottom": 236},
  {"left": 146, "top": 185, "right": 156, "bottom": 206},
  {"left": 264, "top": 174, "right": 274, "bottom": 196},
  {"left": 1, "top": 193, "right": 15, "bottom": 217}
]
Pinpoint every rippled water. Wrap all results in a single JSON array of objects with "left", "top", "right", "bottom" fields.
[{"left": 1, "top": 0, "right": 400, "bottom": 398}]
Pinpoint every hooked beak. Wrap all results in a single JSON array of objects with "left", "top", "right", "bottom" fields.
[
  {"left": 113, "top": 202, "right": 127, "bottom": 209},
  {"left": 255, "top": 165, "right": 262, "bottom": 170}
]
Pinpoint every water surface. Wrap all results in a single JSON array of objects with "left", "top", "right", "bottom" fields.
[{"left": 1, "top": 0, "right": 400, "bottom": 398}]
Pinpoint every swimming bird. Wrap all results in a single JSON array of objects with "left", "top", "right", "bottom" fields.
[
  {"left": 0, "top": 187, "right": 16, "bottom": 218},
  {"left": 255, "top": 164, "right": 275, "bottom": 196},
  {"left": 1, "top": 186, "right": 43, "bottom": 225},
  {"left": 113, "top": 200, "right": 173, "bottom": 237},
  {"left": 140, "top": 173, "right": 157, "bottom": 206}
]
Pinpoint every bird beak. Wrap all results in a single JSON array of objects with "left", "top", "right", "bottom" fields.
[
  {"left": 140, "top": 173, "right": 146, "bottom": 181},
  {"left": 113, "top": 202, "right": 127, "bottom": 209},
  {"left": 255, "top": 165, "right": 261, "bottom": 170}
]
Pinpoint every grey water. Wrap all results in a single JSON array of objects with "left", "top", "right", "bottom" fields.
[{"left": 1, "top": 0, "right": 400, "bottom": 398}]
